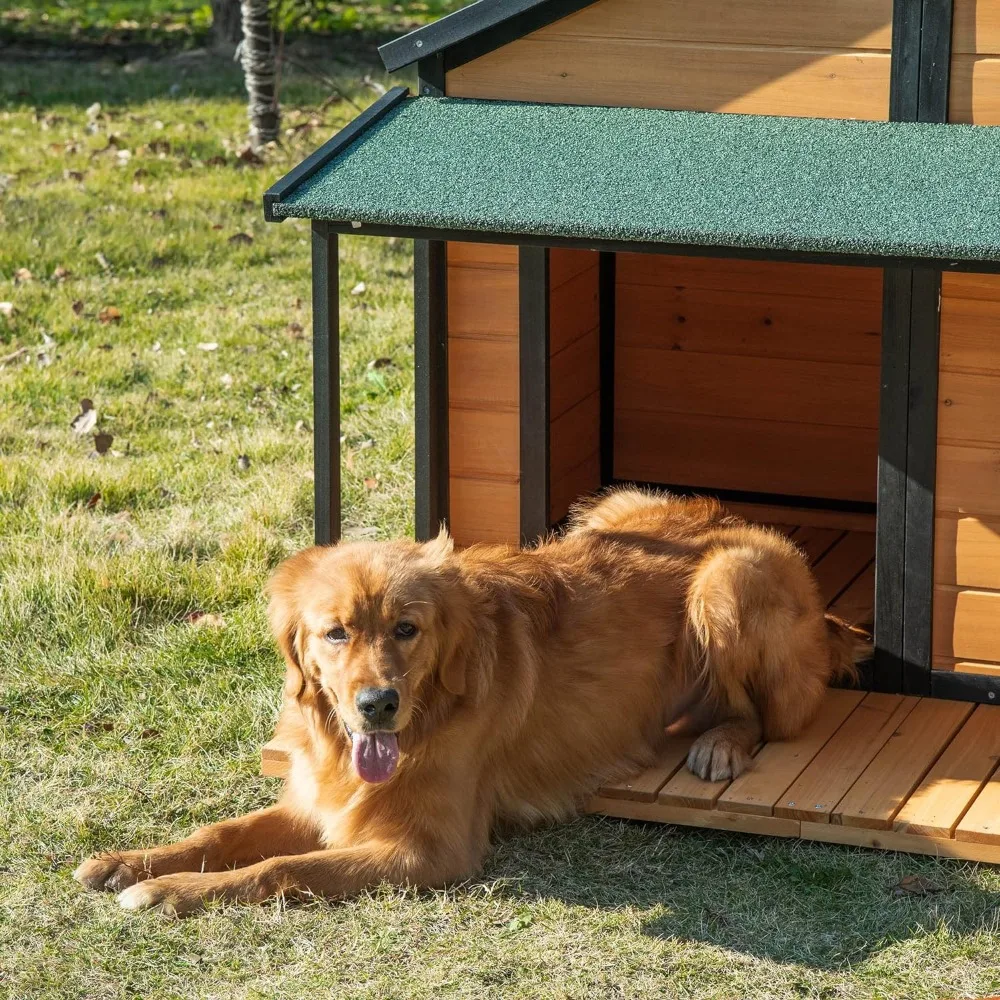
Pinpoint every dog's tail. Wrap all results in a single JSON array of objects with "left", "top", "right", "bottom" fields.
[{"left": 823, "top": 614, "right": 871, "bottom": 686}]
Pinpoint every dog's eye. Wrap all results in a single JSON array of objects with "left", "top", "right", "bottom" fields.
[
  {"left": 326, "top": 626, "right": 348, "bottom": 644},
  {"left": 394, "top": 621, "right": 418, "bottom": 639}
]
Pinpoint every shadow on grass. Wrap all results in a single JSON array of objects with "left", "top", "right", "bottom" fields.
[{"left": 481, "top": 815, "right": 1000, "bottom": 970}]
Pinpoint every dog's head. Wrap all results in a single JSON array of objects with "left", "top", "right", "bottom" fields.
[{"left": 266, "top": 530, "right": 483, "bottom": 783}]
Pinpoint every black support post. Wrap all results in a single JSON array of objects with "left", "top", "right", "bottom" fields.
[
  {"left": 518, "top": 245, "right": 550, "bottom": 545},
  {"left": 414, "top": 239, "right": 449, "bottom": 540},
  {"left": 599, "top": 251, "right": 616, "bottom": 487},
  {"left": 311, "top": 222, "right": 340, "bottom": 545}
]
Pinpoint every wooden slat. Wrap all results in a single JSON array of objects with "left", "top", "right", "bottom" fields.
[
  {"left": 616, "top": 282, "right": 882, "bottom": 367},
  {"left": 933, "top": 587, "right": 1000, "bottom": 662},
  {"left": 599, "top": 738, "right": 692, "bottom": 802},
  {"left": 448, "top": 476, "right": 519, "bottom": 546},
  {"left": 448, "top": 39, "right": 890, "bottom": 120},
  {"left": 934, "top": 515, "right": 1000, "bottom": 590},
  {"left": 791, "top": 526, "right": 845, "bottom": 567},
  {"left": 939, "top": 299, "right": 1000, "bottom": 376},
  {"left": 551, "top": 391, "right": 600, "bottom": 483},
  {"left": 551, "top": 327, "right": 599, "bottom": 421},
  {"left": 550, "top": 449, "right": 600, "bottom": 526},
  {"left": 616, "top": 349, "right": 878, "bottom": 429},
  {"left": 588, "top": 797, "right": 801, "bottom": 838},
  {"left": 949, "top": 55, "right": 1000, "bottom": 125},
  {"left": 550, "top": 264, "right": 600, "bottom": 355},
  {"left": 447, "top": 264, "right": 518, "bottom": 339},
  {"left": 832, "top": 699, "right": 975, "bottom": 830},
  {"left": 447, "top": 241, "right": 518, "bottom": 268},
  {"left": 544, "top": 0, "right": 892, "bottom": 50},
  {"left": 941, "top": 271, "right": 1000, "bottom": 304},
  {"left": 549, "top": 247, "right": 598, "bottom": 290},
  {"left": 449, "top": 407, "right": 519, "bottom": 478},
  {"left": 656, "top": 744, "right": 762, "bottom": 809},
  {"left": 893, "top": 705, "right": 1000, "bottom": 838},
  {"left": 932, "top": 657, "right": 1000, "bottom": 676},
  {"left": 261, "top": 740, "right": 291, "bottom": 779},
  {"left": 938, "top": 371, "right": 1000, "bottom": 447},
  {"left": 955, "top": 770, "right": 1000, "bottom": 845},
  {"left": 935, "top": 444, "right": 1000, "bottom": 518},
  {"left": 827, "top": 562, "right": 876, "bottom": 622},
  {"left": 724, "top": 503, "right": 875, "bottom": 533},
  {"left": 614, "top": 410, "right": 877, "bottom": 503},
  {"left": 617, "top": 254, "right": 883, "bottom": 302},
  {"left": 811, "top": 531, "right": 875, "bottom": 605},
  {"left": 801, "top": 821, "right": 1000, "bottom": 862},
  {"left": 952, "top": 0, "right": 1000, "bottom": 54},
  {"left": 775, "top": 693, "right": 919, "bottom": 822},
  {"left": 718, "top": 689, "right": 865, "bottom": 816},
  {"left": 448, "top": 337, "right": 517, "bottom": 410}
]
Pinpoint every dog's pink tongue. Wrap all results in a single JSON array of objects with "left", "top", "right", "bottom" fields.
[{"left": 351, "top": 731, "right": 399, "bottom": 783}]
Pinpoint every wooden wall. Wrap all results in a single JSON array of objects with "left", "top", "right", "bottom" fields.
[
  {"left": 446, "top": 242, "right": 520, "bottom": 546},
  {"left": 950, "top": 0, "right": 1000, "bottom": 123},
  {"left": 613, "top": 255, "right": 882, "bottom": 502},
  {"left": 446, "top": 0, "right": 891, "bottom": 119},
  {"left": 933, "top": 273, "right": 1000, "bottom": 677}
]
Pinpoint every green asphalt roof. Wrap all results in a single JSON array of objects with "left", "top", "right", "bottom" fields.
[{"left": 270, "top": 96, "right": 1000, "bottom": 263}]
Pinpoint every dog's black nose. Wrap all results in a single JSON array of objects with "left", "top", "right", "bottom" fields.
[{"left": 356, "top": 687, "right": 399, "bottom": 725}]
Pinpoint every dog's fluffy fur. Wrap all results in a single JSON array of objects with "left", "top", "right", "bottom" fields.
[{"left": 75, "top": 488, "right": 866, "bottom": 914}]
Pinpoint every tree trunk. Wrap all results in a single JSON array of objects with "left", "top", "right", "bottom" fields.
[
  {"left": 210, "top": 0, "right": 242, "bottom": 45},
  {"left": 239, "top": 0, "right": 280, "bottom": 149}
]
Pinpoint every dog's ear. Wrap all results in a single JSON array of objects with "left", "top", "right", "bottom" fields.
[
  {"left": 436, "top": 586, "right": 496, "bottom": 700},
  {"left": 266, "top": 548, "right": 323, "bottom": 699}
]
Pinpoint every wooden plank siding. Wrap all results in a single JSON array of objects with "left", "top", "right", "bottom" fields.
[
  {"left": 933, "top": 274, "right": 1000, "bottom": 671},
  {"left": 447, "top": 242, "right": 521, "bottom": 545},
  {"left": 613, "top": 255, "right": 881, "bottom": 502},
  {"left": 447, "top": 0, "right": 891, "bottom": 120},
  {"left": 951, "top": 0, "right": 1000, "bottom": 124}
]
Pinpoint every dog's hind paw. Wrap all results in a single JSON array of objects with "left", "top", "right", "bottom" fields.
[{"left": 686, "top": 732, "right": 753, "bottom": 782}]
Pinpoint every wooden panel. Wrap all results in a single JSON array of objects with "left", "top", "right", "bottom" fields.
[
  {"left": 790, "top": 527, "right": 844, "bottom": 566},
  {"left": 832, "top": 699, "right": 975, "bottom": 830},
  {"left": 599, "top": 738, "right": 691, "bottom": 802},
  {"left": 955, "top": 771, "right": 1000, "bottom": 845},
  {"left": 801, "top": 822, "right": 1000, "bottom": 862},
  {"left": 449, "top": 477, "right": 519, "bottom": 546},
  {"left": 447, "top": 263, "right": 518, "bottom": 339},
  {"left": 938, "top": 371, "right": 1000, "bottom": 447},
  {"left": 932, "top": 587, "right": 1000, "bottom": 662},
  {"left": 935, "top": 444, "right": 1000, "bottom": 517},
  {"left": 261, "top": 740, "right": 291, "bottom": 779},
  {"left": 657, "top": 748, "right": 761, "bottom": 810},
  {"left": 934, "top": 515, "right": 1000, "bottom": 590},
  {"left": 551, "top": 392, "right": 600, "bottom": 484},
  {"left": 775, "top": 694, "right": 918, "bottom": 822},
  {"left": 933, "top": 657, "right": 1000, "bottom": 675},
  {"left": 950, "top": 56, "right": 1000, "bottom": 124},
  {"left": 615, "top": 410, "right": 877, "bottom": 502},
  {"left": 939, "top": 301, "right": 1000, "bottom": 376},
  {"left": 718, "top": 689, "right": 865, "bottom": 816},
  {"left": 725, "top": 503, "right": 875, "bottom": 533},
  {"left": 894, "top": 705, "right": 1000, "bottom": 838},
  {"left": 550, "top": 247, "right": 598, "bottom": 290},
  {"left": 551, "top": 327, "right": 599, "bottom": 421},
  {"left": 616, "top": 282, "right": 881, "bottom": 366},
  {"left": 447, "top": 242, "right": 519, "bottom": 269},
  {"left": 550, "top": 450, "right": 600, "bottom": 526},
  {"left": 810, "top": 531, "right": 875, "bottom": 605},
  {"left": 952, "top": 0, "right": 1000, "bottom": 54},
  {"left": 550, "top": 265, "right": 600, "bottom": 355},
  {"left": 542, "top": 0, "right": 892, "bottom": 49},
  {"left": 941, "top": 271, "right": 1000, "bottom": 304},
  {"left": 448, "top": 39, "right": 890, "bottom": 120},
  {"left": 618, "top": 254, "right": 883, "bottom": 302},
  {"left": 448, "top": 337, "right": 517, "bottom": 410},
  {"left": 588, "top": 797, "right": 802, "bottom": 838},
  {"left": 827, "top": 562, "right": 876, "bottom": 622},
  {"left": 617, "top": 349, "right": 878, "bottom": 429},
  {"left": 449, "top": 408, "right": 519, "bottom": 478}
]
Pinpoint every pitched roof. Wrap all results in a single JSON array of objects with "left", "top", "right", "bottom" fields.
[
  {"left": 265, "top": 92, "right": 1000, "bottom": 269},
  {"left": 378, "top": 0, "right": 597, "bottom": 73}
]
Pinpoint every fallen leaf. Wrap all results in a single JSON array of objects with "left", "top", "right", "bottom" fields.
[
  {"left": 285, "top": 322, "right": 304, "bottom": 339},
  {"left": 367, "top": 356, "right": 394, "bottom": 370},
  {"left": 363, "top": 477, "right": 378, "bottom": 489},
  {"left": 85, "top": 491, "right": 101, "bottom": 509},
  {"left": 350, "top": 281, "right": 366, "bottom": 296},
  {"left": 98, "top": 306, "right": 122, "bottom": 324},
  {"left": 14, "top": 268, "right": 33, "bottom": 284},
  {"left": 227, "top": 232, "right": 253, "bottom": 246},
  {"left": 211, "top": 223, "right": 223, "bottom": 230},
  {"left": 97, "top": 343, "right": 112, "bottom": 351},
  {"left": 891, "top": 875, "right": 944, "bottom": 898},
  {"left": 184, "top": 611, "right": 226, "bottom": 628},
  {"left": 236, "top": 144, "right": 264, "bottom": 165},
  {"left": 197, "top": 342, "right": 218, "bottom": 351},
  {"left": 93, "top": 432, "right": 113, "bottom": 455},
  {"left": 71, "top": 300, "right": 84, "bottom": 315},
  {"left": 71, "top": 399, "right": 97, "bottom": 435},
  {"left": 83, "top": 720, "right": 115, "bottom": 733},
  {"left": 237, "top": 454, "right": 251, "bottom": 471},
  {"left": 139, "top": 727, "right": 160, "bottom": 739},
  {"left": 0, "top": 302, "right": 16, "bottom": 319},
  {"left": 52, "top": 266, "right": 70, "bottom": 280}
]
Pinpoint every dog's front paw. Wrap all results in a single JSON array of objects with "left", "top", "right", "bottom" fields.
[
  {"left": 117, "top": 873, "right": 212, "bottom": 917},
  {"left": 74, "top": 852, "right": 153, "bottom": 893},
  {"left": 686, "top": 733, "right": 753, "bottom": 782}
]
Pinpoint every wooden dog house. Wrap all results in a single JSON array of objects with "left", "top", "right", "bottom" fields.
[{"left": 262, "top": 0, "right": 1000, "bottom": 861}]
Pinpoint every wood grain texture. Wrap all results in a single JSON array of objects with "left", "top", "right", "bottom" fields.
[
  {"left": 550, "top": 450, "right": 600, "bottom": 526},
  {"left": 939, "top": 299, "right": 1000, "bottom": 375},
  {"left": 938, "top": 371, "right": 1000, "bottom": 447},
  {"left": 894, "top": 706, "right": 1000, "bottom": 838},
  {"left": 614, "top": 410, "right": 877, "bottom": 502},
  {"left": 551, "top": 327, "right": 600, "bottom": 421},
  {"left": 932, "top": 657, "right": 1000, "bottom": 675},
  {"left": 811, "top": 531, "right": 875, "bottom": 605},
  {"left": 587, "top": 797, "right": 801, "bottom": 838},
  {"left": 790, "top": 527, "right": 845, "bottom": 566},
  {"left": 447, "top": 241, "right": 519, "bottom": 269},
  {"left": 448, "top": 476, "right": 520, "bottom": 546},
  {"left": 448, "top": 336, "right": 517, "bottom": 410},
  {"left": 724, "top": 503, "right": 875, "bottom": 533},
  {"left": 656, "top": 747, "right": 761, "bottom": 810},
  {"left": 952, "top": 0, "right": 1000, "bottom": 54},
  {"left": 832, "top": 699, "right": 975, "bottom": 830},
  {"left": 261, "top": 740, "right": 291, "bottom": 779},
  {"left": 551, "top": 392, "right": 600, "bottom": 484},
  {"left": 801, "top": 822, "right": 1000, "bottom": 861},
  {"left": 550, "top": 247, "right": 598, "bottom": 290},
  {"left": 448, "top": 39, "right": 890, "bottom": 120},
  {"left": 616, "top": 349, "right": 879, "bottom": 429},
  {"left": 932, "top": 587, "right": 1000, "bottom": 663},
  {"left": 447, "top": 262, "right": 518, "bottom": 339},
  {"left": 550, "top": 264, "right": 600, "bottom": 355},
  {"left": 950, "top": 55, "right": 1000, "bottom": 124},
  {"left": 775, "top": 694, "right": 918, "bottom": 822},
  {"left": 934, "top": 515, "right": 1000, "bottom": 590},
  {"left": 449, "top": 407, "right": 519, "bottom": 479},
  {"left": 827, "top": 562, "right": 876, "bottom": 623},
  {"left": 718, "top": 689, "right": 865, "bottom": 816},
  {"left": 599, "top": 738, "right": 692, "bottom": 802},
  {"left": 955, "top": 770, "right": 1000, "bottom": 845},
  {"left": 935, "top": 444, "right": 1000, "bottom": 517}
]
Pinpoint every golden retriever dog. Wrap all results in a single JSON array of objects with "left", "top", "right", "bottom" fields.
[{"left": 75, "top": 488, "right": 864, "bottom": 914}]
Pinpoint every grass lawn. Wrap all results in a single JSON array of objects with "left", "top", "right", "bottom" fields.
[{"left": 2, "top": 26, "right": 1000, "bottom": 1000}]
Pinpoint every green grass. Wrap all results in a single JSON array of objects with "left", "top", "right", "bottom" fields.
[{"left": 2, "top": 37, "right": 1000, "bottom": 1000}]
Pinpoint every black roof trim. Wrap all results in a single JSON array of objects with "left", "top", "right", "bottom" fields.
[{"left": 379, "top": 0, "right": 597, "bottom": 73}]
